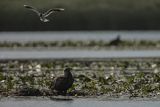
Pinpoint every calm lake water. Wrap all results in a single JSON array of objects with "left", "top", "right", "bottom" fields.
[
  {"left": 0, "top": 31, "right": 160, "bottom": 106},
  {"left": 0, "top": 97, "right": 160, "bottom": 107},
  {"left": 0, "top": 50, "right": 160, "bottom": 59},
  {"left": 0, "top": 31, "right": 160, "bottom": 59},
  {"left": 0, "top": 31, "right": 160, "bottom": 42}
]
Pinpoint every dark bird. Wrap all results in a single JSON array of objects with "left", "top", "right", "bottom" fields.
[
  {"left": 24, "top": 5, "right": 64, "bottom": 22},
  {"left": 51, "top": 67, "right": 74, "bottom": 95},
  {"left": 109, "top": 35, "right": 122, "bottom": 46}
]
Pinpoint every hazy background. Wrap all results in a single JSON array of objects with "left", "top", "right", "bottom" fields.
[{"left": 1, "top": 0, "right": 160, "bottom": 31}]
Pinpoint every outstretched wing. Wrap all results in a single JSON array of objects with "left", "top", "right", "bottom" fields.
[
  {"left": 24, "top": 5, "right": 40, "bottom": 16},
  {"left": 44, "top": 8, "right": 64, "bottom": 17},
  {"left": 52, "top": 8, "right": 65, "bottom": 12},
  {"left": 43, "top": 9, "right": 54, "bottom": 17}
]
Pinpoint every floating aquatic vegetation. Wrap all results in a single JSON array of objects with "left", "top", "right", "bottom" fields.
[
  {"left": 0, "top": 40, "right": 160, "bottom": 50},
  {"left": 0, "top": 59, "right": 159, "bottom": 98},
  {"left": 17, "top": 85, "right": 43, "bottom": 96}
]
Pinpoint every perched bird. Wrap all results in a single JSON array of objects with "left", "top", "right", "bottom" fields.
[
  {"left": 109, "top": 35, "right": 122, "bottom": 46},
  {"left": 51, "top": 67, "right": 74, "bottom": 95},
  {"left": 24, "top": 5, "right": 64, "bottom": 22}
]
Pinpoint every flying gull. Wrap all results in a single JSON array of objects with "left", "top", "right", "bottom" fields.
[{"left": 24, "top": 5, "right": 64, "bottom": 22}]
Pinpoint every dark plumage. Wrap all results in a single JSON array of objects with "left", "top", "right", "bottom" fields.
[
  {"left": 109, "top": 35, "right": 122, "bottom": 46},
  {"left": 51, "top": 68, "right": 74, "bottom": 95}
]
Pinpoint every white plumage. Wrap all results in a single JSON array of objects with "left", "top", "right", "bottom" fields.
[{"left": 24, "top": 5, "right": 64, "bottom": 22}]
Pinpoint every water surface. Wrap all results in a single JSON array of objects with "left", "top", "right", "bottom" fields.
[
  {"left": 0, "top": 50, "right": 160, "bottom": 59},
  {"left": 0, "top": 98, "right": 160, "bottom": 107},
  {"left": 0, "top": 31, "right": 160, "bottom": 42}
]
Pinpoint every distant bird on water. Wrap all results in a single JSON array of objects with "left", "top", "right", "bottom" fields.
[
  {"left": 51, "top": 67, "right": 74, "bottom": 95},
  {"left": 24, "top": 5, "right": 64, "bottom": 22}
]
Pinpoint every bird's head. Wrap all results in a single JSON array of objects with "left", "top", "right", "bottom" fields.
[{"left": 64, "top": 67, "right": 72, "bottom": 77}]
